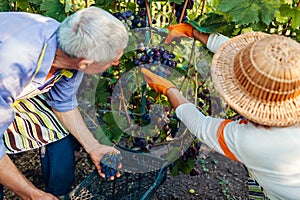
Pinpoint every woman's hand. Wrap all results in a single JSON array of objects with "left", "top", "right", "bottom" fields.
[
  {"left": 165, "top": 23, "right": 194, "bottom": 44},
  {"left": 141, "top": 68, "right": 176, "bottom": 95}
]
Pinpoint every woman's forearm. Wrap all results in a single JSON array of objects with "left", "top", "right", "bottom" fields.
[
  {"left": 192, "top": 29, "right": 210, "bottom": 46},
  {"left": 166, "top": 88, "right": 190, "bottom": 110}
]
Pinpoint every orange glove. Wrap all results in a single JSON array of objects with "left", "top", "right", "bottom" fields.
[
  {"left": 141, "top": 68, "right": 176, "bottom": 95},
  {"left": 165, "top": 23, "right": 194, "bottom": 44}
]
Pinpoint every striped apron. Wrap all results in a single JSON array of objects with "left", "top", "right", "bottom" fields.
[{"left": 3, "top": 44, "right": 74, "bottom": 154}]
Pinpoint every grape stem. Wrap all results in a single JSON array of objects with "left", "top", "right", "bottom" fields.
[
  {"left": 144, "top": 0, "right": 152, "bottom": 25},
  {"left": 168, "top": 3, "right": 176, "bottom": 26},
  {"left": 179, "top": 0, "right": 189, "bottom": 23},
  {"left": 118, "top": 80, "right": 132, "bottom": 124},
  {"left": 77, "top": 107, "right": 98, "bottom": 127},
  {"left": 178, "top": 39, "right": 196, "bottom": 92}
]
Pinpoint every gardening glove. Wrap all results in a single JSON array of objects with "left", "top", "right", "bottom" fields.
[
  {"left": 165, "top": 23, "right": 194, "bottom": 44},
  {"left": 141, "top": 68, "right": 176, "bottom": 96}
]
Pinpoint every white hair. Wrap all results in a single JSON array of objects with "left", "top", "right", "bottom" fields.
[{"left": 57, "top": 7, "right": 128, "bottom": 64}]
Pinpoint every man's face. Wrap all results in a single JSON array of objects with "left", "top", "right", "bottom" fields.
[{"left": 81, "top": 50, "right": 123, "bottom": 74}]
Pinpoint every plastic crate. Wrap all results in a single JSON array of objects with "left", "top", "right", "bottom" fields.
[{"left": 65, "top": 146, "right": 168, "bottom": 200}]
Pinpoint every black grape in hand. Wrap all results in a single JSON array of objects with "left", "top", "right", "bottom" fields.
[{"left": 100, "top": 153, "right": 122, "bottom": 179}]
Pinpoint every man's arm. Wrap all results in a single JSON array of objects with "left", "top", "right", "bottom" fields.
[
  {"left": 0, "top": 154, "right": 58, "bottom": 199},
  {"left": 52, "top": 108, "right": 120, "bottom": 179}
]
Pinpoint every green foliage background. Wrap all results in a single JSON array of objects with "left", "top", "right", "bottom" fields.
[
  {"left": 1, "top": 0, "right": 299, "bottom": 40},
  {"left": 2, "top": 0, "right": 299, "bottom": 176}
]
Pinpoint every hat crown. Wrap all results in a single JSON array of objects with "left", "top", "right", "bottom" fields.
[{"left": 234, "top": 35, "right": 300, "bottom": 102}]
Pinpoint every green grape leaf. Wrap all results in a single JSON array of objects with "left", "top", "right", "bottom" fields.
[
  {"left": 103, "top": 111, "right": 128, "bottom": 131},
  {"left": 109, "top": 126, "right": 124, "bottom": 143},
  {"left": 280, "top": 4, "right": 300, "bottom": 29},
  {"left": 171, "top": 162, "right": 180, "bottom": 176},
  {"left": 218, "top": 0, "right": 260, "bottom": 24},
  {"left": 40, "top": 0, "right": 66, "bottom": 22},
  {"left": 185, "top": 20, "right": 215, "bottom": 33},
  {"left": 95, "top": 78, "right": 110, "bottom": 104},
  {"left": 0, "top": 0, "right": 10, "bottom": 11},
  {"left": 181, "top": 158, "right": 195, "bottom": 174},
  {"left": 103, "top": 112, "right": 117, "bottom": 126},
  {"left": 198, "top": 13, "right": 236, "bottom": 35},
  {"left": 168, "top": 0, "right": 185, "bottom": 4},
  {"left": 260, "top": 0, "right": 281, "bottom": 25},
  {"left": 126, "top": 2, "right": 136, "bottom": 11},
  {"left": 218, "top": 0, "right": 280, "bottom": 25},
  {"left": 28, "top": 0, "right": 43, "bottom": 4},
  {"left": 95, "top": 91, "right": 110, "bottom": 105},
  {"left": 93, "top": 126, "right": 113, "bottom": 146},
  {"left": 94, "top": 0, "right": 114, "bottom": 9}
]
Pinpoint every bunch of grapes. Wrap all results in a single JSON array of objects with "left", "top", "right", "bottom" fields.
[
  {"left": 198, "top": 86, "right": 211, "bottom": 115},
  {"left": 137, "top": 0, "right": 146, "bottom": 8},
  {"left": 169, "top": 139, "right": 202, "bottom": 176},
  {"left": 100, "top": 153, "right": 122, "bottom": 179},
  {"left": 132, "top": 137, "right": 154, "bottom": 152},
  {"left": 113, "top": 11, "right": 147, "bottom": 29},
  {"left": 171, "top": 0, "right": 194, "bottom": 23},
  {"left": 134, "top": 43, "right": 177, "bottom": 78}
]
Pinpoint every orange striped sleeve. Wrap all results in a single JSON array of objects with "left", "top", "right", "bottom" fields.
[{"left": 217, "top": 119, "right": 239, "bottom": 161}]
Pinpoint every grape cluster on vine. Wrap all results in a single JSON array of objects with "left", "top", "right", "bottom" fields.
[
  {"left": 171, "top": 0, "right": 194, "bottom": 23},
  {"left": 134, "top": 42, "right": 177, "bottom": 78},
  {"left": 169, "top": 139, "right": 202, "bottom": 176},
  {"left": 132, "top": 137, "right": 154, "bottom": 152},
  {"left": 113, "top": 11, "right": 147, "bottom": 29},
  {"left": 100, "top": 153, "right": 122, "bottom": 179}
]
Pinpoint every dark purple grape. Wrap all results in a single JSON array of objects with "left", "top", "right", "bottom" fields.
[
  {"left": 140, "top": 55, "right": 147, "bottom": 62},
  {"left": 133, "top": 58, "right": 140, "bottom": 65},
  {"left": 100, "top": 153, "right": 122, "bottom": 179},
  {"left": 169, "top": 53, "right": 176, "bottom": 59},
  {"left": 162, "top": 51, "right": 169, "bottom": 60}
]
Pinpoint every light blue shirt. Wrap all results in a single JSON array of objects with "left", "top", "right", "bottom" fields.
[{"left": 0, "top": 12, "right": 84, "bottom": 158}]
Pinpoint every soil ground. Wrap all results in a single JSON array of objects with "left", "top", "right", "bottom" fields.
[{"left": 3, "top": 146, "right": 248, "bottom": 200}]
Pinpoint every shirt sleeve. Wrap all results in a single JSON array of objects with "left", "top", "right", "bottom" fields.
[
  {"left": 0, "top": 104, "right": 15, "bottom": 158},
  {"left": 206, "top": 33, "right": 230, "bottom": 53},
  {"left": 175, "top": 103, "right": 227, "bottom": 155},
  {"left": 0, "top": 12, "right": 60, "bottom": 159},
  {"left": 45, "top": 70, "right": 84, "bottom": 112}
]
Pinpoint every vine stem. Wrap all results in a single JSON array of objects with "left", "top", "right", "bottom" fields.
[
  {"left": 145, "top": 0, "right": 152, "bottom": 25},
  {"left": 200, "top": 0, "right": 206, "bottom": 16},
  {"left": 118, "top": 80, "right": 133, "bottom": 124},
  {"left": 168, "top": 3, "right": 176, "bottom": 26},
  {"left": 179, "top": 0, "right": 189, "bottom": 23},
  {"left": 178, "top": 39, "right": 196, "bottom": 92},
  {"left": 78, "top": 107, "right": 98, "bottom": 127}
]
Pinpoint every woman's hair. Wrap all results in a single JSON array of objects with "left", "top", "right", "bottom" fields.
[{"left": 57, "top": 7, "right": 128, "bottom": 64}]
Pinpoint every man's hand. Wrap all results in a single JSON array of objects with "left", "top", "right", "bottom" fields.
[
  {"left": 141, "top": 68, "right": 176, "bottom": 95},
  {"left": 88, "top": 144, "right": 122, "bottom": 180},
  {"left": 165, "top": 23, "right": 194, "bottom": 44}
]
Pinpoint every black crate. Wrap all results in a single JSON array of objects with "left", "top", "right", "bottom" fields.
[{"left": 65, "top": 146, "right": 168, "bottom": 200}]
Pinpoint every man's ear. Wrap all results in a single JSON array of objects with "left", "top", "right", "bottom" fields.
[{"left": 78, "top": 59, "right": 93, "bottom": 70}]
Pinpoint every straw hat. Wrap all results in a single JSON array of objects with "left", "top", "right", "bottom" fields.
[{"left": 211, "top": 32, "right": 300, "bottom": 126}]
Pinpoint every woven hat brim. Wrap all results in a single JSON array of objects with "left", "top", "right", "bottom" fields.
[{"left": 211, "top": 32, "right": 300, "bottom": 127}]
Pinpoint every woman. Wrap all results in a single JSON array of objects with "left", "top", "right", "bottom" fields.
[
  {"left": 0, "top": 7, "right": 128, "bottom": 199},
  {"left": 141, "top": 30, "right": 300, "bottom": 199}
]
